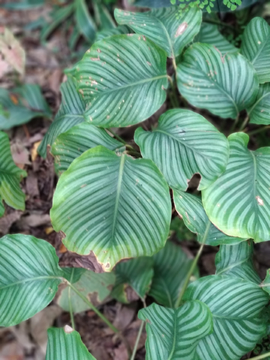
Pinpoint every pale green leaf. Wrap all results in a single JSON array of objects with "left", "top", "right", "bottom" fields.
[
  {"left": 248, "top": 84, "right": 270, "bottom": 125},
  {"left": 73, "top": 34, "right": 168, "bottom": 127},
  {"left": 135, "top": 109, "right": 229, "bottom": 191},
  {"left": 0, "top": 234, "right": 64, "bottom": 327},
  {"left": 114, "top": 7, "right": 202, "bottom": 58},
  {"left": 177, "top": 43, "right": 259, "bottom": 119},
  {"left": 51, "top": 146, "right": 171, "bottom": 271},
  {"left": 138, "top": 301, "right": 213, "bottom": 360},
  {"left": 202, "top": 132, "right": 270, "bottom": 242},
  {"left": 75, "top": 0, "right": 96, "bottom": 43}
]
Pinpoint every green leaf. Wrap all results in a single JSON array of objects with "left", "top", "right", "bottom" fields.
[
  {"left": 75, "top": 0, "right": 96, "bottom": 43},
  {"left": 73, "top": 34, "right": 168, "bottom": 127},
  {"left": 46, "top": 327, "right": 96, "bottom": 360},
  {"left": 183, "top": 275, "right": 268, "bottom": 360},
  {"left": 51, "top": 146, "right": 171, "bottom": 271},
  {"left": 170, "top": 216, "right": 194, "bottom": 241},
  {"left": 195, "top": 23, "right": 238, "bottom": 54},
  {"left": 0, "top": 234, "right": 64, "bottom": 327},
  {"left": 138, "top": 301, "right": 213, "bottom": 360},
  {"left": 112, "top": 257, "right": 153, "bottom": 303},
  {"left": 215, "top": 241, "right": 261, "bottom": 283},
  {"left": 62, "top": 267, "right": 85, "bottom": 283},
  {"left": 149, "top": 241, "right": 198, "bottom": 308},
  {"left": 135, "top": 109, "right": 229, "bottom": 191},
  {"left": 0, "top": 131, "right": 27, "bottom": 212},
  {"left": 173, "top": 190, "right": 245, "bottom": 245},
  {"left": 93, "top": 1, "right": 115, "bottom": 30},
  {"left": 241, "top": 17, "right": 270, "bottom": 84},
  {"left": 114, "top": 7, "right": 202, "bottom": 58},
  {"left": 95, "top": 25, "right": 130, "bottom": 42},
  {"left": 38, "top": 76, "right": 85, "bottom": 158},
  {"left": 57, "top": 268, "right": 115, "bottom": 313},
  {"left": 202, "top": 132, "right": 270, "bottom": 242},
  {"left": 248, "top": 84, "right": 270, "bottom": 125},
  {"left": 51, "top": 122, "right": 124, "bottom": 176},
  {"left": 177, "top": 43, "right": 259, "bottom": 119}
]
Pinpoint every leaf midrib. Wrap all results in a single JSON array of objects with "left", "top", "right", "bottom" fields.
[
  {"left": 216, "top": 258, "right": 250, "bottom": 275},
  {"left": 248, "top": 90, "right": 270, "bottom": 116},
  {"left": 249, "top": 31, "right": 270, "bottom": 65},
  {"left": 155, "top": 17, "right": 175, "bottom": 58},
  {"left": 0, "top": 275, "right": 64, "bottom": 290},
  {"left": 167, "top": 312, "right": 177, "bottom": 360}
]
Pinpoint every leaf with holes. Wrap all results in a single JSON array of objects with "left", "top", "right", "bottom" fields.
[
  {"left": 241, "top": 17, "right": 270, "bottom": 84},
  {"left": 183, "top": 276, "right": 268, "bottom": 360},
  {"left": 202, "top": 132, "right": 270, "bottom": 242},
  {"left": 51, "top": 146, "right": 171, "bottom": 271},
  {"left": 138, "top": 301, "right": 213, "bottom": 360},
  {"left": 0, "top": 234, "right": 64, "bottom": 327},
  {"left": 177, "top": 43, "right": 259, "bottom": 119},
  {"left": 248, "top": 84, "right": 270, "bottom": 125},
  {"left": 135, "top": 109, "right": 229, "bottom": 190},
  {"left": 73, "top": 34, "right": 168, "bottom": 127},
  {"left": 114, "top": 7, "right": 202, "bottom": 58}
]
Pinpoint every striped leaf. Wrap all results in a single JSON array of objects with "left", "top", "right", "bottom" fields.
[
  {"left": 51, "top": 123, "right": 124, "bottom": 176},
  {"left": 38, "top": 76, "right": 86, "bottom": 158},
  {"left": 51, "top": 146, "right": 171, "bottom": 271},
  {"left": 57, "top": 268, "right": 115, "bottom": 313},
  {"left": 135, "top": 109, "right": 229, "bottom": 191},
  {"left": 96, "top": 25, "right": 130, "bottom": 42},
  {"left": 215, "top": 241, "right": 261, "bottom": 284},
  {"left": 177, "top": 43, "right": 259, "bottom": 119},
  {"left": 173, "top": 190, "right": 246, "bottom": 245},
  {"left": 248, "top": 84, "right": 270, "bottom": 125},
  {"left": 46, "top": 327, "right": 96, "bottom": 360},
  {"left": 202, "top": 132, "right": 270, "bottom": 242},
  {"left": 0, "top": 131, "right": 27, "bottom": 213},
  {"left": 241, "top": 17, "right": 270, "bottom": 84},
  {"left": 112, "top": 257, "right": 154, "bottom": 303},
  {"left": 0, "top": 234, "right": 64, "bottom": 327},
  {"left": 75, "top": 0, "right": 96, "bottom": 43},
  {"left": 138, "top": 301, "right": 213, "bottom": 360},
  {"left": 183, "top": 275, "right": 269, "bottom": 360},
  {"left": 73, "top": 34, "right": 168, "bottom": 127},
  {"left": 149, "top": 241, "right": 198, "bottom": 308},
  {"left": 114, "top": 7, "right": 202, "bottom": 58}
]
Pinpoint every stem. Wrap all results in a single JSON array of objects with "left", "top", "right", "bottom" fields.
[
  {"left": 204, "top": 18, "right": 236, "bottom": 30},
  {"left": 167, "top": 75, "right": 179, "bottom": 108},
  {"left": 229, "top": 114, "right": 239, "bottom": 134},
  {"left": 249, "top": 352, "right": 270, "bottom": 360},
  {"left": 172, "top": 57, "right": 177, "bottom": 73},
  {"left": 108, "top": 129, "right": 127, "bottom": 145},
  {"left": 68, "top": 270, "right": 75, "bottom": 330},
  {"left": 248, "top": 126, "right": 270, "bottom": 136},
  {"left": 239, "top": 115, "right": 249, "bottom": 131},
  {"left": 130, "top": 321, "right": 144, "bottom": 360}
]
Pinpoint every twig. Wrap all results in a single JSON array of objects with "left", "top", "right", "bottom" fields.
[{"left": 130, "top": 321, "right": 144, "bottom": 360}]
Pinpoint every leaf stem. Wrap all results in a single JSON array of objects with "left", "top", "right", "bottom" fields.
[
  {"left": 68, "top": 270, "right": 75, "bottom": 330},
  {"left": 247, "top": 126, "right": 270, "bottom": 136},
  {"left": 249, "top": 351, "right": 270, "bottom": 360},
  {"left": 130, "top": 321, "right": 144, "bottom": 360},
  {"left": 108, "top": 129, "right": 127, "bottom": 145},
  {"left": 203, "top": 18, "right": 236, "bottom": 30},
  {"left": 229, "top": 114, "right": 239, "bottom": 134},
  {"left": 239, "top": 115, "right": 249, "bottom": 131},
  {"left": 167, "top": 75, "right": 179, "bottom": 108}
]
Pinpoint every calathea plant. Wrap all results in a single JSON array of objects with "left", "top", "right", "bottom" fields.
[{"left": 1, "top": 3, "right": 270, "bottom": 360}]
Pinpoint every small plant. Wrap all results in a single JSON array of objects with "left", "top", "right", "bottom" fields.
[{"left": 1, "top": 3, "right": 270, "bottom": 360}]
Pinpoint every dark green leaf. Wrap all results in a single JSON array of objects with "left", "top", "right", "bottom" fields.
[
  {"left": 248, "top": 84, "right": 270, "bottom": 125},
  {"left": 95, "top": 25, "right": 130, "bottom": 41},
  {"left": 75, "top": 0, "right": 96, "bottom": 43}
]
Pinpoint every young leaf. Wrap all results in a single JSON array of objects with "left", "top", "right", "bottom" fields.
[
  {"left": 248, "top": 84, "right": 270, "bottom": 125},
  {"left": 75, "top": 0, "right": 96, "bottom": 43},
  {"left": 95, "top": 25, "right": 130, "bottom": 41},
  {"left": 149, "top": 241, "right": 198, "bottom": 308},
  {"left": 57, "top": 268, "right": 115, "bottom": 313},
  {"left": 51, "top": 123, "right": 124, "bottom": 175},
  {"left": 202, "top": 132, "right": 270, "bottom": 242},
  {"left": 73, "top": 34, "right": 168, "bottom": 127},
  {"left": 51, "top": 146, "right": 171, "bottom": 271},
  {"left": 38, "top": 76, "right": 85, "bottom": 158},
  {"left": 138, "top": 301, "right": 213, "bottom": 360},
  {"left": 241, "top": 17, "right": 270, "bottom": 84},
  {"left": 0, "top": 131, "right": 27, "bottom": 212},
  {"left": 183, "top": 275, "right": 269, "bottom": 360},
  {"left": 177, "top": 43, "right": 259, "bottom": 119},
  {"left": 112, "top": 257, "right": 154, "bottom": 303},
  {"left": 173, "top": 190, "right": 246, "bottom": 245},
  {"left": 114, "top": 7, "right": 202, "bottom": 58},
  {"left": 215, "top": 241, "right": 261, "bottom": 284},
  {"left": 46, "top": 326, "right": 96, "bottom": 360},
  {"left": 0, "top": 234, "right": 64, "bottom": 327},
  {"left": 135, "top": 109, "right": 229, "bottom": 191}
]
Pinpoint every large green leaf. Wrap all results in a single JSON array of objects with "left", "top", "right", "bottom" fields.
[
  {"left": 51, "top": 123, "right": 124, "bottom": 175},
  {"left": 248, "top": 84, "right": 270, "bottom": 125},
  {"left": 138, "top": 301, "right": 213, "bottom": 360},
  {"left": 0, "top": 234, "right": 64, "bottom": 327},
  {"left": 149, "top": 241, "right": 198, "bottom": 308},
  {"left": 73, "top": 34, "right": 168, "bottom": 127},
  {"left": 112, "top": 257, "right": 153, "bottom": 303},
  {"left": 215, "top": 241, "right": 261, "bottom": 283},
  {"left": 241, "top": 17, "right": 270, "bottom": 84},
  {"left": 95, "top": 25, "right": 130, "bottom": 41},
  {"left": 183, "top": 275, "right": 268, "bottom": 360},
  {"left": 202, "top": 132, "right": 270, "bottom": 242},
  {"left": 75, "top": 0, "right": 96, "bottom": 43},
  {"left": 135, "top": 109, "right": 229, "bottom": 191},
  {"left": 177, "top": 43, "right": 259, "bottom": 119},
  {"left": 0, "top": 131, "right": 27, "bottom": 212},
  {"left": 46, "top": 327, "right": 96, "bottom": 360},
  {"left": 114, "top": 7, "right": 202, "bottom": 58},
  {"left": 51, "top": 146, "right": 171, "bottom": 271},
  {"left": 38, "top": 76, "right": 86, "bottom": 158},
  {"left": 173, "top": 190, "right": 245, "bottom": 245}
]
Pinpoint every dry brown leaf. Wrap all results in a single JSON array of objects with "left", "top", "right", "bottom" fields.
[{"left": 31, "top": 141, "right": 41, "bottom": 162}]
